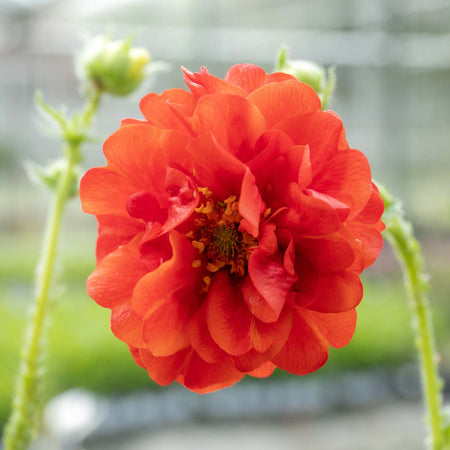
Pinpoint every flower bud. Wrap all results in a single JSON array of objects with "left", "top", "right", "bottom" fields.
[
  {"left": 275, "top": 46, "right": 335, "bottom": 110},
  {"left": 77, "top": 36, "right": 151, "bottom": 96}
]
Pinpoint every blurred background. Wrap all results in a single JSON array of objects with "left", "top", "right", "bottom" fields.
[{"left": 1, "top": 0, "right": 450, "bottom": 448}]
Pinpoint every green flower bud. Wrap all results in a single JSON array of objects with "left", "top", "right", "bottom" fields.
[
  {"left": 275, "top": 46, "right": 336, "bottom": 110},
  {"left": 77, "top": 36, "right": 151, "bottom": 96}
]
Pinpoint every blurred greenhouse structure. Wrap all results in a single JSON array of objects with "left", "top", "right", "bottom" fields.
[{"left": 1, "top": 0, "right": 450, "bottom": 448}]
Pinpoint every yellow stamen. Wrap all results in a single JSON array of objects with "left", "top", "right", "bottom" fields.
[
  {"left": 192, "top": 240, "right": 205, "bottom": 253},
  {"left": 206, "top": 263, "right": 220, "bottom": 273},
  {"left": 198, "top": 186, "right": 212, "bottom": 198},
  {"left": 185, "top": 230, "right": 194, "bottom": 239},
  {"left": 195, "top": 203, "right": 205, "bottom": 213},
  {"left": 192, "top": 259, "right": 202, "bottom": 268},
  {"left": 224, "top": 195, "right": 236, "bottom": 204}
]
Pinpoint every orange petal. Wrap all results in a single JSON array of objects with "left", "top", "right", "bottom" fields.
[
  {"left": 182, "top": 66, "right": 246, "bottom": 98},
  {"left": 87, "top": 237, "right": 148, "bottom": 308},
  {"left": 103, "top": 124, "right": 191, "bottom": 192},
  {"left": 311, "top": 149, "right": 372, "bottom": 220},
  {"left": 139, "top": 88, "right": 196, "bottom": 133},
  {"left": 132, "top": 231, "right": 201, "bottom": 356},
  {"left": 139, "top": 347, "right": 190, "bottom": 386},
  {"left": 80, "top": 167, "right": 136, "bottom": 216},
  {"left": 247, "top": 249, "right": 297, "bottom": 322},
  {"left": 187, "top": 307, "right": 227, "bottom": 363},
  {"left": 179, "top": 352, "right": 244, "bottom": 393},
  {"left": 247, "top": 361, "right": 276, "bottom": 378},
  {"left": 95, "top": 215, "right": 144, "bottom": 262},
  {"left": 111, "top": 304, "right": 145, "bottom": 348},
  {"left": 274, "top": 111, "right": 343, "bottom": 176},
  {"left": 347, "top": 223, "right": 384, "bottom": 269},
  {"left": 205, "top": 272, "right": 252, "bottom": 356},
  {"left": 238, "top": 168, "right": 265, "bottom": 238},
  {"left": 301, "top": 307, "right": 357, "bottom": 348},
  {"left": 298, "top": 230, "right": 356, "bottom": 275},
  {"left": 297, "top": 267, "right": 363, "bottom": 313},
  {"left": 224, "top": 64, "right": 268, "bottom": 94},
  {"left": 186, "top": 133, "right": 246, "bottom": 200},
  {"left": 247, "top": 80, "right": 320, "bottom": 128},
  {"left": 272, "top": 311, "right": 329, "bottom": 375},
  {"left": 191, "top": 94, "right": 266, "bottom": 159}
]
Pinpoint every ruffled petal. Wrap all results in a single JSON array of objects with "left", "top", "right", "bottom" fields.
[
  {"left": 191, "top": 94, "right": 266, "bottom": 159},
  {"left": 274, "top": 111, "right": 343, "bottom": 176},
  {"left": 233, "top": 348, "right": 274, "bottom": 372},
  {"left": 353, "top": 182, "right": 385, "bottom": 225},
  {"left": 277, "top": 183, "right": 342, "bottom": 238},
  {"left": 311, "top": 149, "right": 372, "bottom": 220},
  {"left": 87, "top": 237, "right": 148, "bottom": 308},
  {"left": 298, "top": 230, "right": 356, "bottom": 275},
  {"left": 139, "top": 347, "right": 189, "bottom": 386},
  {"left": 223, "top": 64, "right": 296, "bottom": 95},
  {"left": 296, "top": 264, "right": 363, "bottom": 313},
  {"left": 272, "top": 310, "right": 329, "bottom": 375},
  {"left": 140, "top": 88, "right": 196, "bottom": 133},
  {"left": 205, "top": 272, "right": 252, "bottom": 356},
  {"left": 129, "top": 345, "right": 146, "bottom": 368},
  {"left": 186, "top": 133, "right": 246, "bottom": 200},
  {"left": 132, "top": 231, "right": 201, "bottom": 356},
  {"left": 111, "top": 304, "right": 145, "bottom": 348},
  {"left": 103, "top": 124, "right": 191, "bottom": 193},
  {"left": 95, "top": 215, "right": 144, "bottom": 262},
  {"left": 80, "top": 167, "right": 137, "bottom": 216},
  {"left": 301, "top": 307, "right": 357, "bottom": 348},
  {"left": 347, "top": 223, "right": 384, "bottom": 269},
  {"left": 183, "top": 66, "right": 246, "bottom": 97},
  {"left": 187, "top": 306, "right": 227, "bottom": 363},
  {"left": 247, "top": 361, "right": 276, "bottom": 378},
  {"left": 247, "top": 80, "right": 321, "bottom": 128},
  {"left": 238, "top": 168, "right": 265, "bottom": 238},
  {"left": 179, "top": 351, "right": 244, "bottom": 393},
  {"left": 247, "top": 248, "right": 297, "bottom": 322}
]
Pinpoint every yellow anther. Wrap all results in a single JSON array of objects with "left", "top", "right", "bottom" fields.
[
  {"left": 206, "top": 263, "right": 220, "bottom": 273},
  {"left": 203, "top": 276, "right": 212, "bottom": 286},
  {"left": 185, "top": 230, "right": 194, "bottom": 239},
  {"left": 264, "top": 208, "right": 272, "bottom": 218},
  {"left": 224, "top": 195, "right": 237, "bottom": 204},
  {"left": 195, "top": 203, "right": 205, "bottom": 213},
  {"left": 192, "top": 259, "right": 202, "bottom": 268},
  {"left": 195, "top": 200, "right": 215, "bottom": 215},
  {"left": 198, "top": 186, "right": 212, "bottom": 198},
  {"left": 202, "top": 200, "right": 215, "bottom": 215},
  {"left": 192, "top": 240, "right": 205, "bottom": 253}
]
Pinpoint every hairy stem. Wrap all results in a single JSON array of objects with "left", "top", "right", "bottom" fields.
[
  {"left": 3, "top": 92, "right": 100, "bottom": 450},
  {"left": 380, "top": 186, "right": 445, "bottom": 450}
]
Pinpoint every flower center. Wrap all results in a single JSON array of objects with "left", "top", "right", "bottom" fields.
[{"left": 186, "top": 187, "right": 257, "bottom": 291}]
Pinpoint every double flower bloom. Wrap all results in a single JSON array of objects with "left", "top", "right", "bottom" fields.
[{"left": 80, "top": 64, "right": 384, "bottom": 393}]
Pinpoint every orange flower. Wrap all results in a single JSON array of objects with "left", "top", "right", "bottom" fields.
[{"left": 80, "top": 64, "right": 384, "bottom": 393}]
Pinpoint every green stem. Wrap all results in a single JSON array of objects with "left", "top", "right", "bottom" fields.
[
  {"left": 3, "top": 92, "right": 101, "bottom": 450},
  {"left": 380, "top": 186, "right": 445, "bottom": 450},
  {"left": 81, "top": 89, "right": 102, "bottom": 129}
]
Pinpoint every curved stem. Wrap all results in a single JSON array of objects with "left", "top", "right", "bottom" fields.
[
  {"left": 3, "top": 92, "right": 101, "bottom": 450},
  {"left": 380, "top": 186, "right": 445, "bottom": 450},
  {"left": 3, "top": 147, "right": 78, "bottom": 450},
  {"left": 81, "top": 89, "right": 102, "bottom": 129}
]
